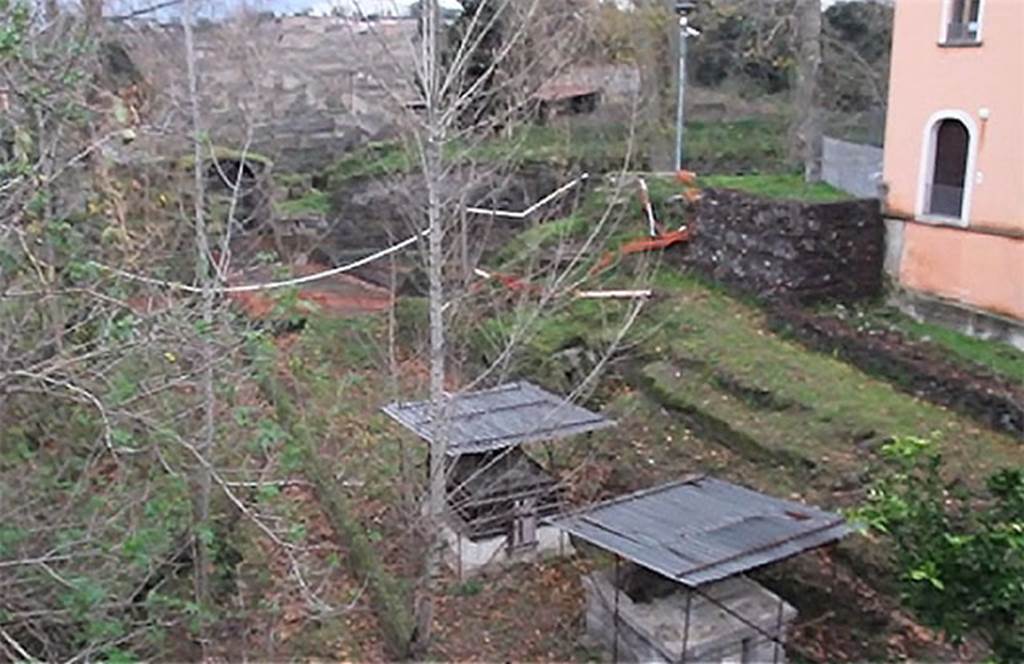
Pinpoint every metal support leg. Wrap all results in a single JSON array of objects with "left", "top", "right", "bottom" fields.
[
  {"left": 457, "top": 531, "right": 463, "bottom": 582},
  {"left": 679, "top": 588, "right": 692, "bottom": 663},
  {"left": 613, "top": 558, "right": 621, "bottom": 663},
  {"left": 772, "top": 597, "right": 784, "bottom": 664},
  {"left": 829, "top": 548, "right": 838, "bottom": 655}
]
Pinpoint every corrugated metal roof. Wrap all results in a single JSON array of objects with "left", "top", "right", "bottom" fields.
[
  {"left": 546, "top": 476, "right": 850, "bottom": 587},
  {"left": 381, "top": 381, "right": 615, "bottom": 456},
  {"left": 535, "top": 82, "right": 602, "bottom": 102}
]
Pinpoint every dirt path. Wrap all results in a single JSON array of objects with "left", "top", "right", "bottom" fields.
[{"left": 205, "top": 479, "right": 388, "bottom": 661}]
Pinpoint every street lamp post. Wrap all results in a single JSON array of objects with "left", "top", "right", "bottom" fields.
[{"left": 674, "top": 1, "right": 697, "bottom": 173}]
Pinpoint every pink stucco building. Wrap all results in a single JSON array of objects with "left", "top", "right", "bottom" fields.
[{"left": 882, "top": 0, "right": 1024, "bottom": 348}]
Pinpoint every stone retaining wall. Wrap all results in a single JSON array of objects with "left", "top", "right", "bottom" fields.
[
  {"left": 116, "top": 16, "right": 418, "bottom": 171},
  {"left": 115, "top": 16, "right": 639, "bottom": 173},
  {"left": 688, "top": 189, "right": 884, "bottom": 303}
]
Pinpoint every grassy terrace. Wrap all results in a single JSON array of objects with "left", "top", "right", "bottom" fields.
[
  {"left": 276, "top": 167, "right": 1018, "bottom": 514},
  {"left": 269, "top": 135, "right": 1020, "bottom": 661},
  {"left": 641, "top": 171, "right": 849, "bottom": 204},
  {"left": 698, "top": 173, "right": 850, "bottom": 203},
  {"left": 833, "top": 303, "right": 1024, "bottom": 385},
  {"left": 281, "top": 260, "right": 1020, "bottom": 661},
  {"left": 478, "top": 268, "right": 1021, "bottom": 497},
  {"left": 475, "top": 177, "right": 1020, "bottom": 501},
  {"left": 284, "top": 172, "right": 1018, "bottom": 510},
  {"left": 323, "top": 117, "right": 794, "bottom": 183}
]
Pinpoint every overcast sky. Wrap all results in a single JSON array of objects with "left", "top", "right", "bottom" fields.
[
  {"left": 108, "top": 0, "right": 878, "bottom": 23},
  {"left": 108, "top": 0, "right": 461, "bottom": 19}
]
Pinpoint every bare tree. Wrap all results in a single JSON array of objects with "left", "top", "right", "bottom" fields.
[
  {"left": 328, "top": 0, "right": 656, "bottom": 653},
  {"left": 418, "top": 1, "right": 450, "bottom": 652},
  {"left": 1, "top": 0, "right": 657, "bottom": 658},
  {"left": 180, "top": 0, "right": 216, "bottom": 612},
  {"left": 1, "top": 2, "right": 349, "bottom": 658}
]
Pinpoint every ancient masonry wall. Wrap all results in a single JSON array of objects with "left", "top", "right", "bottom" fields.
[
  {"left": 116, "top": 16, "right": 418, "bottom": 171},
  {"left": 113, "top": 16, "right": 642, "bottom": 173},
  {"left": 687, "top": 189, "right": 884, "bottom": 303}
]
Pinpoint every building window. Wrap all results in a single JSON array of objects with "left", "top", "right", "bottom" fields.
[
  {"left": 944, "top": 0, "right": 983, "bottom": 44},
  {"left": 925, "top": 118, "right": 971, "bottom": 220}
]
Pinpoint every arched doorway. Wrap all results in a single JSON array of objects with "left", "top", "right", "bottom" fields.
[{"left": 927, "top": 118, "right": 970, "bottom": 219}]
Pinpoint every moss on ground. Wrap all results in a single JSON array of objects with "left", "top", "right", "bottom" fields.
[
  {"left": 176, "top": 145, "right": 273, "bottom": 171},
  {"left": 275, "top": 189, "right": 330, "bottom": 216}
]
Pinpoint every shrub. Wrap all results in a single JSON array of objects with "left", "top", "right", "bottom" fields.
[{"left": 850, "top": 436, "right": 1024, "bottom": 661}]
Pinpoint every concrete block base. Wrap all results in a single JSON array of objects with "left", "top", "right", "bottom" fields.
[
  {"left": 442, "top": 523, "right": 574, "bottom": 579},
  {"left": 582, "top": 570, "right": 796, "bottom": 663},
  {"left": 892, "top": 288, "right": 1024, "bottom": 352}
]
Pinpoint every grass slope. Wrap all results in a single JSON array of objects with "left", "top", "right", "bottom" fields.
[
  {"left": 475, "top": 180, "right": 1019, "bottom": 495},
  {"left": 485, "top": 267, "right": 1021, "bottom": 494},
  {"left": 278, "top": 254, "right": 1019, "bottom": 662},
  {"left": 324, "top": 118, "right": 794, "bottom": 185},
  {"left": 699, "top": 173, "right": 849, "bottom": 203}
]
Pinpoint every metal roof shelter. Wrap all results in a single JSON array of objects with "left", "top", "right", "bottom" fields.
[
  {"left": 547, "top": 475, "right": 851, "bottom": 587},
  {"left": 382, "top": 381, "right": 615, "bottom": 455}
]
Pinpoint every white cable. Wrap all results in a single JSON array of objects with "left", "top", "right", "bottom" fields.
[
  {"left": 465, "top": 172, "right": 589, "bottom": 219},
  {"left": 95, "top": 172, "right": 587, "bottom": 294},
  {"left": 92, "top": 229, "right": 428, "bottom": 294},
  {"left": 576, "top": 289, "right": 652, "bottom": 299}
]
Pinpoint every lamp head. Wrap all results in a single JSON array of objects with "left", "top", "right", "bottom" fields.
[{"left": 674, "top": 0, "right": 697, "bottom": 15}]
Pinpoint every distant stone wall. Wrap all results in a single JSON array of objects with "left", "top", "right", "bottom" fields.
[
  {"left": 688, "top": 189, "right": 884, "bottom": 303},
  {"left": 113, "top": 16, "right": 641, "bottom": 173},
  {"left": 822, "top": 136, "right": 883, "bottom": 199},
  {"left": 116, "top": 17, "right": 643, "bottom": 174},
  {"left": 116, "top": 16, "right": 418, "bottom": 171}
]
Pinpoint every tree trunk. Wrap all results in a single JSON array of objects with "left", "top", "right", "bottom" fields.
[
  {"left": 83, "top": 0, "right": 102, "bottom": 30},
  {"left": 638, "top": 1, "right": 673, "bottom": 170},
  {"left": 795, "top": 0, "right": 823, "bottom": 182},
  {"left": 411, "top": 0, "right": 447, "bottom": 656},
  {"left": 182, "top": 0, "right": 214, "bottom": 613}
]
